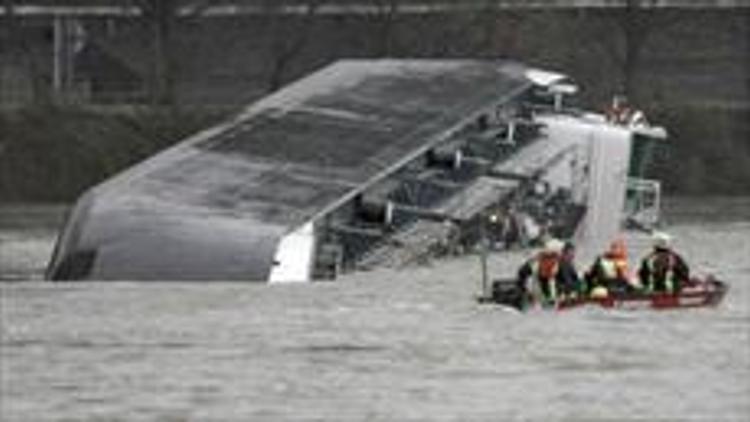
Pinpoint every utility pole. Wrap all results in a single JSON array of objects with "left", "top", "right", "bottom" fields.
[
  {"left": 478, "top": 212, "right": 490, "bottom": 301},
  {"left": 52, "top": 16, "right": 63, "bottom": 94}
]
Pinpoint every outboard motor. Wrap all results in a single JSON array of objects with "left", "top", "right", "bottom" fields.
[{"left": 491, "top": 278, "right": 525, "bottom": 310}]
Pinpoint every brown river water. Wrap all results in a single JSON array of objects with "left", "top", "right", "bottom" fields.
[{"left": 1, "top": 199, "right": 749, "bottom": 421}]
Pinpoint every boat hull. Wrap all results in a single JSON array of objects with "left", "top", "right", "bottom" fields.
[
  {"left": 558, "top": 277, "right": 728, "bottom": 311},
  {"left": 486, "top": 276, "right": 728, "bottom": 311}
]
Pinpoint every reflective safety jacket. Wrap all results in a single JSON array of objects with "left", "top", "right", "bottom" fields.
[
  {"left": 586, "top": 253, "right": 628, "bottom": 287},
  {"left": 600, "top": 254, "right": 628, "bottom": 280},
  {"left": 638, "top": 249, "right": 690, "bottom": 293},
  {"left": 517, "top": 252, "right": 561, "bottom": 300}
]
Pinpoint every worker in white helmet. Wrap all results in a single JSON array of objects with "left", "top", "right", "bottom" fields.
[
  {"left": 638, "top": 232, "right": 690, "bottom": 294},
  {"left": 517, "top": 238, "right": 567, "bottom": 306}
]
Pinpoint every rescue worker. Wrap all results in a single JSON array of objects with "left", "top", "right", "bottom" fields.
[
  {"left": 638, "top": 232, "right": 690, "bottom": 294},
  {"left": 605, "top": 94, "right": 632, "bottom": 125},
  {"left": 558, "top": 241, "right": 583, "bottom": 299},
  {"left": 439, "top": 219, "right": 462, "bottom": 256},
  {"left": 517, "top": 238, "right": 565, "bottom": 306},
  {"left": 585, "top": 238, "right": 632, "bottom": 296}
]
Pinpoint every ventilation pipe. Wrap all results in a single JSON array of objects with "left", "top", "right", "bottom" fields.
[
  {"left": 354, "top": 195, "right": 395, "bottom": 226},
  {"left": 426, "top": 147, "right": 463, "bottom": 170}
]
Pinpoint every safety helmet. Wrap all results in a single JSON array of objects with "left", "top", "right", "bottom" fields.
[
  {"left": 652, "top": 231, "right": 672, "bottom": 249},
  {"left": 543, "top": 238, "right": 564, "bottom": 254},
  {"left": 590, "top": 286, "right": 609, "bottom": 299},
  {"left": 608, "top": 238, "right": 627, "bottom": 258}
]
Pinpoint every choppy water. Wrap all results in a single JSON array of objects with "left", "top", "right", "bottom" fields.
[
  {"left": 1, "top": 201, "right": 749, "bottom": 421},
  {"left": 0, "top": 204, "right": 66, "bottom": 281}
]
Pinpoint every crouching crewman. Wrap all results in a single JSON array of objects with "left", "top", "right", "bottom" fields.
[{"left": 517, "top": 238, "right": 566, "bottom": 306}]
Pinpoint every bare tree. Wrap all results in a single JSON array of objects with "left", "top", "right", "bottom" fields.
[
  {"left": 474, "top": 4, "right": 524, "bottom": 58},
  {"left": 614, "top": 0, "right": 658, "bottom": 99},
  {"left": 2, "top": 0, "right": 51, "bottom": 104},
  {"left": 131, "top": 0, "right": 212, "bottom": 105},
  {"left": 260, "top": 0, "right": 321, "bottom": 92},
  {"left": 371, "top": 0, "right": 399, "bottom": 57},
  {"left": 1, "top": 0, "right": 12, "bottom": 52},
  {"left": 131, "top": 0, "right": 181, "bottom": 105},
  {"left": 587, "top": 0, "right": 682, "bottom": 101}
]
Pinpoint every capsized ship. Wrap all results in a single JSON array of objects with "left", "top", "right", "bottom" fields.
[{"left": 46, "top": 59, "right": 665, "bottom": 281}]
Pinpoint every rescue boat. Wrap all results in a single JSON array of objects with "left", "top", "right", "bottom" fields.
[
  {"left": 556, "top": 276, "right": 728, "bottom": 311},
  {"left": 488, "top": 276, "right": 728, "bottom": 311}
]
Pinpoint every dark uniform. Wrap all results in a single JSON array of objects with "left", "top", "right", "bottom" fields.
[
  {"left": 638, "top": 248, "right": 690, "bottom": 294},
  {"left": 557, "top": 247, "right": 582, "bottom": 298}
]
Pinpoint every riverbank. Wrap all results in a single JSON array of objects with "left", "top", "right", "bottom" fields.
[
  {"left": 0, "top": 106, "right": 224, "bottom": 202},
  {"left": 662, "top": 196, "right": 750, "bottom": 224}
]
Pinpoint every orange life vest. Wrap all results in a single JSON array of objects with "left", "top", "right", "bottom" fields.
[
  {"left": 601, "top": 252, "right": 628, "bottom": 280},
  {"left": 536, "top": 252, "right": 560, "bottom": 280}
]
